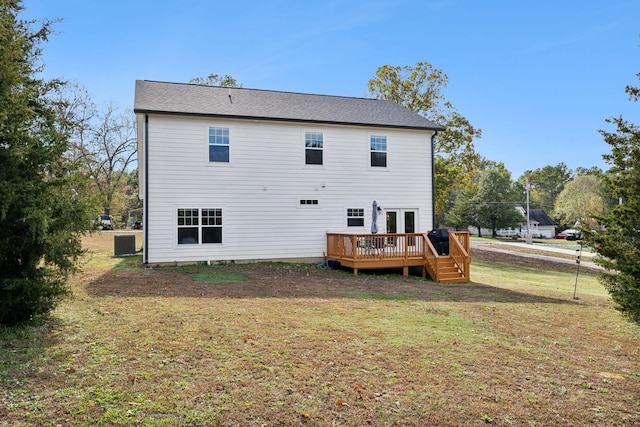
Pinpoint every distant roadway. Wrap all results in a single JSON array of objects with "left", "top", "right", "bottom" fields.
[{"left": 470, "top": 240, "right": 603, "bottom": 270}]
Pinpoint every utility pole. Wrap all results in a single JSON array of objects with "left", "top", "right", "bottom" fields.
[{"left": 525, "top": 177, "right": 532, "bottom": 244}]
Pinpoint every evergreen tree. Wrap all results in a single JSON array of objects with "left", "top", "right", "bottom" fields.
[
  {"left": 584, "top": 71, "right": 640, "bottom": 324},
  {"left": 0, "top": 1, "right": 93, "bottom": 324}
]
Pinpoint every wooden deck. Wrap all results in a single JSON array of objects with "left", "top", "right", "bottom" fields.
[{"left": 326, "top": 231, "right": 471, "bottom": 283}]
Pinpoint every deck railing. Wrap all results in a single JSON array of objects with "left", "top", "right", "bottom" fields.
[
  {"left": 327, "top": 231, "right": 470, "bottom": 282},
  {"left": 326, "top": 233, "right": 428, "bottom": 276},
  {"left": 424, "top": 231, "right": 471, "bottom": 282},
  {"left": 326, "top": 233, "right": 427, "bottom": 260},
  {"left": 450, "top": 231, "right": 471, "bottom": 280}
]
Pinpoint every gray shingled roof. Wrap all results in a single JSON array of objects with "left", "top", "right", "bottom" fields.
[
  {"left": 528, "top": 209, "right": 557, "bottom": 226},
  {"left": 134, "top": 80, "right": 443, "bottom": 131}
]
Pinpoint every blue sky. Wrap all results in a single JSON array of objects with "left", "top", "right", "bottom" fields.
[{"left": 23, "top": 0, "right": 640, "bottom": 179}]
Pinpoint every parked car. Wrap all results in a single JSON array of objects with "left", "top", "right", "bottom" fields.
[
  {"left": 98, "top": 215, "right": 114, "bottom": 230},
  {"left": 554, "top": 229, "right": 582, "bottom": 240},
  {"left": 131, "top": 220, "right": 143, "bottom": 230}
]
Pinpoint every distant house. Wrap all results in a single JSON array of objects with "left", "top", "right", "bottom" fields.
[
  {"left": 518, "top": 207, "right": 557, "bottom": 238},
  {"left": 469, "top": 206, "right": 557, "bottom": 238},
  {"left": 134, "top": 80, "right": 445, "bottom": 265}
]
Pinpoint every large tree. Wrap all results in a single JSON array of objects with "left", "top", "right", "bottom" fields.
[
  {"left": 446, "top": 163, "right": 522, "bottom": 237},
  {"left": 445, "top": 186, "right": 477, "bottom": 231},
  {"left": 56, "top": 84, "right": 137, "bottom": 220},
  {"left": 584, "top": 71, "right": 640, "bottom": 324},
  {"left": 575, "top": 166, "right": 603, "bottom": 177},
  {"left": 553, "top": 175, "right": 605, "bottom": 228},
  {"left": 189, "top": 73, "right": 241, "bottom": 87},
  {"left": 519, "top": 163, "right": 573, "bottom": 213},
  {"left": 472, "top": 164, "right": 523, "bottom": 237},
  {"left": 367, "top": 62, "right": 482, "bottom": 225},
  {"left": 0, "top": 1, "right": 94, "bottom": 324}
]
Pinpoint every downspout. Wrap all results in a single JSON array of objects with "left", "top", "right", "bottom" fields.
[
  {"left": 431, "top": 131, "right": 438, "bottom": 230},
  {"left": 144, "top": 114, "right": 149, "bottom": 264}
]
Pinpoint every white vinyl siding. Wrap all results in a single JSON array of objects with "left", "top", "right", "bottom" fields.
[
  {"left": 142, "top": 114, "right": 433, "bottom": 263},
  {"left": 136, "top": 114, "right": 146, "bottom": 200}
]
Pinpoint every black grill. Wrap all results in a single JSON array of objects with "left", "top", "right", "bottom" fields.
[{"left": 427, "top": 229, "right": 449, "bottom": 255}]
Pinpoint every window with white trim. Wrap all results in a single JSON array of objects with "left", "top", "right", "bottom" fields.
[
  {"left": 209, "top": 127, "right": 229, "bottom": 163},
  {"left": 177, "top": 208, "right": 222, "bottom": 244},
  {"left": 370, "top": 135, "right": 387, "bottom": 167},
  {"left": 201, "top": 209, "right": 223, "bottom": 243},
  {"left": 347, "top": 208, "right": 364, "bottom": 227},
  {"left": 177, "top": 209, "right": 199, "bottom": 244},
  {"left": 305, "top": 132, "right": 323, "bottom": 165}
]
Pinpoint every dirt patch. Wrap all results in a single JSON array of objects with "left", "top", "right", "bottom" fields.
[{"left": 85, "top": 260, "right": 573, "bottom": 306}]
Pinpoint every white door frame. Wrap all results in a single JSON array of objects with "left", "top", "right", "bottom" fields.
[{"left": 384, "top": 209, "right": 418, "bottom": 234}]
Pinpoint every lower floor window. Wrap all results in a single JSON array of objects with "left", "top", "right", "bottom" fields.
[
  {"left": 178, "top": 208, "right": 222, "bottom": 244},
  {"left": 202, "top": 208, "right": 222, "bottom": 243}
]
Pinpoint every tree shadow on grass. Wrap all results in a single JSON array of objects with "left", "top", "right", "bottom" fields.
[{"left": 84, "top": 256, "right": 578, "bottom": 305}]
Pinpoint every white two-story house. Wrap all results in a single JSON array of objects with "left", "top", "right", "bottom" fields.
[{"left": 134, "top": 80, "right": 443, "bottom": 265}]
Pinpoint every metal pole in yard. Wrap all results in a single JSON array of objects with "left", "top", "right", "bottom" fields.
[{"left": 573, "top": 243, "right": 582, "bottom": 299}]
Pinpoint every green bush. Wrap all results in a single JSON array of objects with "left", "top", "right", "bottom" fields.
[{"left": 0, "top": 1, "right": 93, "bottom": 325}]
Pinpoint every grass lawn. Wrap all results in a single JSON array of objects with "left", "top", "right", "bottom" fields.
[{"left": 1, "top": 233, "right": 639, "bottom": 426}]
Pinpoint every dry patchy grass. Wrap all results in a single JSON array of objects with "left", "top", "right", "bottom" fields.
[{"left": 1, "top": 232, "right": 639, "bottom": 426}]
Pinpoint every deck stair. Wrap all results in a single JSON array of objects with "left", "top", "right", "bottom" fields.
[{"left": 434, "top": 258, "right": 467, "bottom": 283}]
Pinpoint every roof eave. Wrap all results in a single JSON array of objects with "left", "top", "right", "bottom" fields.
[{"left": 133, "top": 109, "right": 445, "bottom": 132}]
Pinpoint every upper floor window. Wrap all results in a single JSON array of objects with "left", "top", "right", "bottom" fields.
[
  {"left": 370, "top": 135, "right": 387, "bottom": 167},
  {"left": 305, "top": 132, "right": 323, "bottom": 165},
  {"left": 347, "top": 208, "right": 364, "bottom": 227},
  {"left": 209, "top": 127, "right": 229, "bottom": 163}
]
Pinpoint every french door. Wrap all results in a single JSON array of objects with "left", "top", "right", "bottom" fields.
[{"left": 386, "top": 210, "right": 417, "bottom": 238}]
